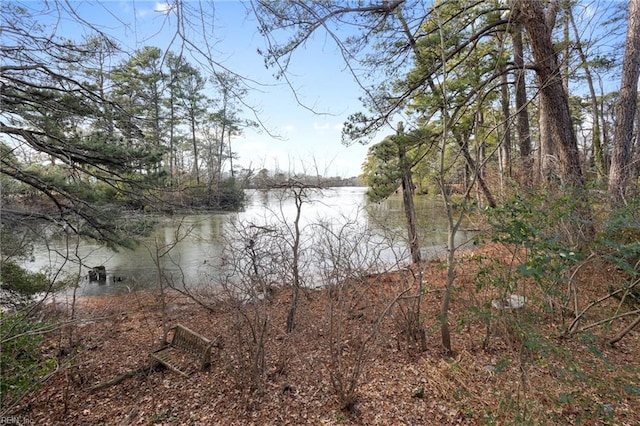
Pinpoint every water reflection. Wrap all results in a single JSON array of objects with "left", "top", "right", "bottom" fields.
[{"left": 26, "top": 187, "right": 471, "bottom": 295}]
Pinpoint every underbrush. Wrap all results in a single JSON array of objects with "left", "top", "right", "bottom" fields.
[
  {"left": 5, "top": 190, "right": 640, "bottom": 425},
  {"left": 454, "top": 189, "right": 640, "bottom": 424}
]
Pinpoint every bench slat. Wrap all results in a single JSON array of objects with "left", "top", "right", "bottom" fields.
[
  {"left": 149, "top": 324, "right": 215, "bottom": 376},
  {"left": 149, "top": 347, "right": 192, "bottom": 377}
]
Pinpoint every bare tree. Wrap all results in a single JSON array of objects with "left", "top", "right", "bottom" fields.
[
  {"left": 268, "top": 180, "right": 320, "bottom": 333},
  {"left": 313, "top": 213, "right": 415, "bottom": 409}
]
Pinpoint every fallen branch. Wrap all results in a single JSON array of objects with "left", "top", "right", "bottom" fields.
[
  {"left": 89, "top": 363, "right": 156, "bottom": 392},
  {"left": 609, "top": 314, "right": 640, "bottom": 346},
  {"left": 578, "top": 309, "right": 640, "bottom": 333},
  {"left": 567, "top": 278, "right": 640, "bottom": 335}
]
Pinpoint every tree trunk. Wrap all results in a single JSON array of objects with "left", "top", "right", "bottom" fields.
[
  {"left": 500, "top": 65, "right": 512, "bottom": 180},
  {"left": 287, "top": 187, "right": 304, "bottom": 333},
  {"left": 169, "top": 96, "right": 176, "bottom": 186},
  {"left": 217, "top": 115, "right": 227, "bottom": 191},
  {"left": 399, "top": 140, "right": 421, "bottom": 265},
  {"left": 513, "top": 0, "right": 594, "bottom": 241},
  {"left": 539, "top": 96, "right": 557, "bottom": 182},
  {"left": 512, "top": 24, "right": 533, "bottom": 188},
  {"left": 515, "top": 0, "right": 584, "bottom": 186},
  {"left": 634, "top": 106, "right": 640, "bottom": 180},
  {"left": 608, "top": 0, "right": 640, "bottom": 204},
  {"left": 569, "top": 6, "right": 605, "bottom": 179},
  {"left": 454, "top": 134, "right": 497, "bottom": 208},
  {"left": 191, "top": 114, "right": 199, "bottom": 184}
]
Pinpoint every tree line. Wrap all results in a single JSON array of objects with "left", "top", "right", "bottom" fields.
[{"left": 1, "top": 3, "right": 253, "bottom": 238}]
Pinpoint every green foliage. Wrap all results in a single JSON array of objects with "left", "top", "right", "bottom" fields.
[
  {"left": 362, "top": 127, "right": 438, "bottom": 202},
  {"left": 216, "top": 179, "right": 246, "bottom": 210},
  {"left": 468, "top": 189, "right": 591, "bottom": 357},
  {"left": 180, "top": 178, "right": 245, "bottom": 210},
  {"left": 0, "top": 228, "right": 63, "bottom": 308},
  {"left": 479, "top": 189, "right": 585, "bottom": 300},
  {"left": 362, "top": 138, "right": 402, "bottom": 202},
  {"left": 0, "top": 262, "right": 51, "bottom": 308},
  {"left": 0, "top": 312, "right": 56, "bottom": 412},
  {"left": 598, "top": 196, "right": 640, "bottom": 276},
  {"left": 2, "top": 8, "right": 251, "bottom": 253}
]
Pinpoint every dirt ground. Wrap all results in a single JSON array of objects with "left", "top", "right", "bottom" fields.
[{"left": 14, "top": 243, "right": 640, "bottom": 425}]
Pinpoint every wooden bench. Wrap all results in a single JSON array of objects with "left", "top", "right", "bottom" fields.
[{"left": 149, "top": 324, "right": 218, "bottom": 377}]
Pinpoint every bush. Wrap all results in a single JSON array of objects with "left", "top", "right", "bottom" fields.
[
  {"left": 0, "top": 262, "right": 52, "bottom": 309},
  {"left": 598, "top": 196, "right": 640, "bottom": 276},
  {"left": 0, "top": 312, "right": 56, "bottom": 413},
  {"left": 483, "top": 189, "right": 584, "bottom": 300},
  {"left": 181, "top": 178, "right": 245, "bottom": 210}
]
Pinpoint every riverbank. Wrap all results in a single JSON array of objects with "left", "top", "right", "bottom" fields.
[{"left": 14, "top": 244, "right": 640, "bottom": 425}]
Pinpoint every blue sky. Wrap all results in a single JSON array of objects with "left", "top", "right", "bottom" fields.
[
  {"left": 15, "top": 1, "right": 626, "bottom": 178},
  {"left": 30, "top": 0, "right": 382, "bottom": 178}
]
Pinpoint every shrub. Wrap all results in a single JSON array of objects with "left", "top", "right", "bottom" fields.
[
  {"left": 483, "top": 189, "right": 584, "bottom": 302},
  {"left": 0, "top": 312, "right": 56, "bottom": 413},
  {"left": 598, "top": 196, "right": 640, "bottom": 276},
  {"left": 0, "top": 262, "right": 52, "bottom": 309}
]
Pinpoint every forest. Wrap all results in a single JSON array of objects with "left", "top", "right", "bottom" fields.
[{"left": 1, "top": 0, "right": 640, "bottom": 424}]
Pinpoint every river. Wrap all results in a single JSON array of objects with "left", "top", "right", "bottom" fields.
[{"left": 26, "top": 187, "right": 474, "bottom": 296}]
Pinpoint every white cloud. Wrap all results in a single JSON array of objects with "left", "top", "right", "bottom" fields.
[
  {"left": 132, "top": 2, "right": 173, "bottom": 19},
  {"left": 313, "top": 121, "right": 344, "bottom": 134},
  {"left": 154, "top": 2, "right": 173, "bottom": 14}
]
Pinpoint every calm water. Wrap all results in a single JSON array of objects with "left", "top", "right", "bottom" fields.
[{"left": 27, "top": 187, "right": 473, "bottom": 296}]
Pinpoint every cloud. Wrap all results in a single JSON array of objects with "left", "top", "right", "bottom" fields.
[
  {"left": 154, "top": 2, "right": 173, "bottom": 14},
  {"left": 313, "top": 121, "right": 343, "bottom": 132},
  {"left": 132, "top": 2, "right": 172, "bottom": 18}
]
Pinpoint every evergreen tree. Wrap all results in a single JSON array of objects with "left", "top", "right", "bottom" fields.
[{"left": 0, "top": 3, "right": 161, "bottom": 247}]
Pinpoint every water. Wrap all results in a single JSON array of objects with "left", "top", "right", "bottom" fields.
[{"left": 25, "top": 187, "right": 473, "bottom": 296}]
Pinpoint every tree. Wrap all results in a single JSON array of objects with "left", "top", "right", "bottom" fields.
[
  {"left": 568, "top": 6, "right": 606, "bottom": 180},
  {"left": 511, "top": 0, "right": 582, "bottom": 186},
  {"left": 362, "top": 140, "right": 403, "bottom": 202},
  {"left": 254, "top": 0, "right": 505, "bottom": 356},
  {"left": 1, "top": 3, "right": 161, "bottom": 247},
  {"left": 363, "top": 123, "right": 437, "bottom": 264},
  {"left": 511, "top": 23, "right": 534, "bottom": 188},
  {"left": 209, "top": 72, "right": 253, "bottom": 188},
  {"left": 609, "top": 0, "right": 640, "bottom": 204},
  {"left": 111, "top": 46, "right": 167, "bottom": 174},
  {"left": 165, "top": 52, "right": 190, "bottom": 185},
  {"left": 177, "top": 62, "right": 208, "bottom": 184},
  {"left": 277, "top": 180, "right": 317, "bottom": 333},
  {"left": 510, "top": 0, "right": 594, "bottom": 242}
]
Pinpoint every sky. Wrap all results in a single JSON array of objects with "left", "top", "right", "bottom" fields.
[
  {"left": 14, "top": 1, "right": 626, "bottom": 178},
  {"left": 30, "top": 0, "right": 387, "bottom": 178}
]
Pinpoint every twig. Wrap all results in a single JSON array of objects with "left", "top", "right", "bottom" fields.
[
  {"left": 567, "top": 278, "right": 639, "bottom": 335},
  {"left": 578, "top": 309, "right": 640, "bottom": 333}
]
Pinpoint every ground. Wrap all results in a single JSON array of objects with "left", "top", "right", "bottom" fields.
[{"left": 13, "top": 244, "right": 640, "bottom": 425}]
